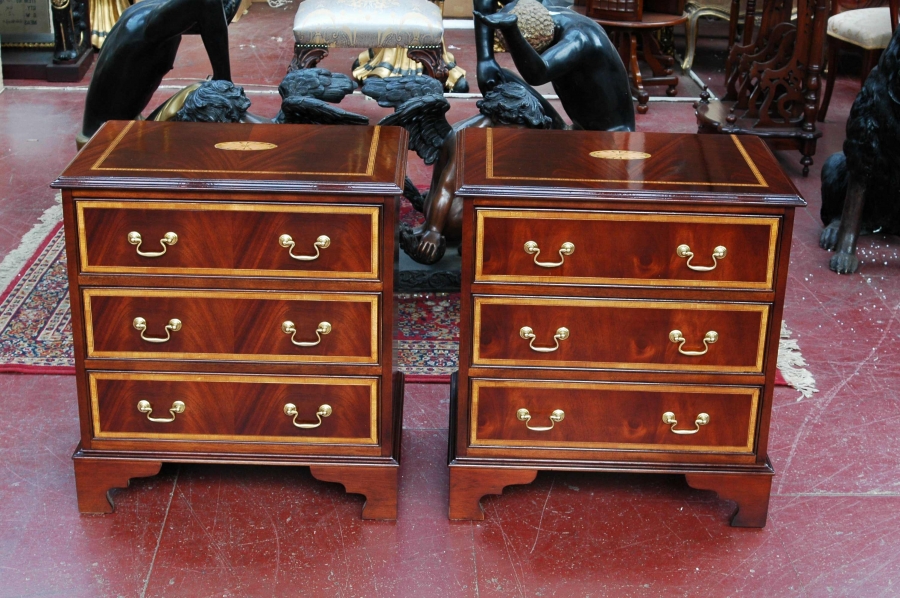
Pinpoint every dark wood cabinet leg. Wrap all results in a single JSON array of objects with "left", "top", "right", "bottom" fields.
[
  {"left": 72, "top": 456, "right": 163, "bottom": 514},
  {"left": 309, "top": 465, "right": 399, "bottom": 520},
  {"left": 685, "top": 472, "right": 773, "bottom": 528},
  {"left": 448, "top": 466, "right": 538, "bottom": 520}
]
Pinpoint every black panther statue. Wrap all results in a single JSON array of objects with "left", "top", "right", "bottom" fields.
[{"left": 819, "top": 26, "right": 900, "bottom": 274}]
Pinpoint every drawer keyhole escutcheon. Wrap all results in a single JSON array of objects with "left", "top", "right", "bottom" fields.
[
  {"left": 133, "top": 317, "right": 182, "bottom": 343},
  {"left": 137, "top": 400, "right": 185, "bottom": 423},
  {"left": 676, "top": 244, "right": 727, "bottom": 271},
  {"left": 662, "top": 411, "right": 710, "bottom": 435},
  {"left": 127, "top": 231, "right": 177, "bottom": 258},
  {"left": 279, "top": 234, "right": 330, "bottom": 261},
  {"left": 669, "top": 330, "right": 718, "bottom": 356},
  {"left": 284, "top": 403, "right": 332, "bottom": 428},
  {"left": 282, "top": 321, "right": 331, "bottom": 347},
  {"left": 523, "top": 240, "right": 574, "bottom": 268},
  {"left": 517, "top": 408, "right": 565, "bottom": 432},
  {"left": 520, "top": 326, "right": 569, "bottom": 353}
]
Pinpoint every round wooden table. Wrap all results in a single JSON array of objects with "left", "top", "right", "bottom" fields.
[{"left": 593, "top": 12, "right": 689, "bottom": 114}]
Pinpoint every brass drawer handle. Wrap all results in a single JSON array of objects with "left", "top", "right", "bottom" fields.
[
  {"left": 519, "top": 326, "right": 569, "bottom": 353},
  {"left": 282, "top": 320, "right": 331, "bottom": 347},
  {"left": 524, "top": 240, "right": 574, "bottom": 268},
  {"left": 137, "top": 400, "right": 185, "bottom": 423},
  {"left": 662, "top": 411, "right": 710, "bottom": 435},
  {"left": 279, "top": 234, "right": 331, "bottom": 261},
  {"left": 669, "top": 329, "right": 718, "bottom": 356},
  {"left": 128, "top": 231, "right": 177, "bottom": 258},
  {"left": 133, "top": 317, "right": 182, "bottom": 343},
  {"left": 516, "top": 408, "right": 565, "bottom": 432},
  {"left": 284, "top": 403, "right": 332, "bottom": 428},
  {"left": 676, "top": 244, "right": 727, "bottom": 272}
]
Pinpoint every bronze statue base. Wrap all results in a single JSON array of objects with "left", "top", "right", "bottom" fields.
[{"left": 397, "top": 250, "right": 461, "bottom": 292}]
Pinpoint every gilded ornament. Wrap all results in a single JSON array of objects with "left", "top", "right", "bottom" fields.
[
  {"left": 589, "top": 150, "right": 651, "bottom": 160},
  {"left": 214, "top": 141, "right": 278, "bottom": 151}
]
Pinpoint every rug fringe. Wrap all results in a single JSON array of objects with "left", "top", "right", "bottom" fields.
[
  {"left": 0, "top": 193, "right": 62, "bottom": 296},
  {"left": 778, "top": 321, "right": 818, "bottom": 400}
]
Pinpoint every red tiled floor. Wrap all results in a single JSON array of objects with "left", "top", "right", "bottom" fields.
[{"left": 2, "top": 8, "right": 900, "bottom": 596}]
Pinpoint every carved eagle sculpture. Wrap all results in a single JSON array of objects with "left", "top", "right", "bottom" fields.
[
  {"left": 275, "top": 68, "right": 369, "bottom": 126},
  {"left": 362, "top": 75, "right": 553, "bottom": 265},
  {"left": 362, "top": 75, "right": 453, "bottom": 212},
  {"left": 362, "top": 75, "right": 452, "bottom": 166}
]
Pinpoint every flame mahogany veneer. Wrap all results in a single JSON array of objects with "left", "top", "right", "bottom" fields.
[
  {"left": 448, "top": 128, "right": 806, "bottom": 527},
  {"left": 53, "top": 121, "right": 408, "bottom": 519}
]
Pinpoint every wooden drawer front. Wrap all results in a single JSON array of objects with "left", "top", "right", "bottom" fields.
[
  {"left": 77, "top": 202, "right": 379, "bottom": 279},
  {"left": 470, "top": 379, "right": 759, "bottom": 453},
  {"left": 473, "top": 297, "right": 769, "bottom": 373},
  {"left": 89, "top": 372, "right": 378, "bottom": 444},
  {"left": 475, "top": 210, "right": 779, "bottom": 289},
  {"left": 84, "top": 289, "right": 379, "bottom": 363}
]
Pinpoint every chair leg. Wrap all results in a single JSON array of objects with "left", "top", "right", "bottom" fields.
[
  {"left": 727, "top": 0, "right": 741, "bottom": 50},
  {"left": 818, "top": 38, "right": 838, "bottom": 122},
  {"left": 290, "top": 44, "right": 328, "bottom": 72},
  {"left": 682, "top": 9, "right": 701, "bottom": 71},
  {"left": 407, "top": 46, "right": 449, "bottom": 85},
  {"left": 629, "top": 33, "right": 650, "bottom": 114},
  {"left": 860, "top": 49, "right": 881, "bottom": 86},
  {"left": 641, "top": 31, "right": 679, "bottom": 96}
]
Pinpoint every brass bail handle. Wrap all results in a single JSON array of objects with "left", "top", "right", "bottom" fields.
[
  {"left": 519, "top": 326, "right": 570, "bottom": 353},
  {"left": 133, "top": 317, "right": 182, "bottom": 343},
  {"left": 517, "top": 408, "right": 565, "bottom": 432},
  {"left": 137, "top": 400, "right": 185, "bottom": 423},
  {"left": 676, "top": 244, "right": 727, "bottom": 272},
  {"left": 282, "top": 321, "right": 331, "bottom": 347},
  {"left": 524, "top": 240, "right": 575, "bottom": 268},
  {"left": 283, "top": 403, "right": 332, "bottom": 429},
  {"left": 279, "top": 234, "right": 331, "bottom": 261},
  {"left": 669, "top": 330, "right": 718, "bottom": 356},
  {"left": 128, "top": 231, "right": 178, "bottom": 258},
  {"left": 662, "top": 411, "right": 710, "bottom": 435}
]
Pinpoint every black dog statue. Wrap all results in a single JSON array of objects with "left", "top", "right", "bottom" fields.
[{"left": 820, "top": 26, "right": 900, "bottom": 274}]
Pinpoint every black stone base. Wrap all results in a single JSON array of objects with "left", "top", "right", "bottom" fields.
[
  {"left": 2, "top": 47, "right": 94, "bottom": 82},
  {"left": 397, "top": 250, "right": 461, "bottom": 292}
]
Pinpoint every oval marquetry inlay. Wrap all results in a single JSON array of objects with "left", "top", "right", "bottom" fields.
[
  {"left": 589, "top": 150, "right": 651, "bottom": 160},
  {"left": 214, "top": 141, "right": 278, "bottom": 151}
]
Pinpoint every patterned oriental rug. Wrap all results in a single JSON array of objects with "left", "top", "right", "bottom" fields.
[{"left": 0, "top": 223, "right": 811, "bottom": 392}]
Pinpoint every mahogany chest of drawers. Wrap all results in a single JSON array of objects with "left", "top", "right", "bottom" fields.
[
  {"left": 53, "top": 121, "right": 408, "bottom": 519},
  {"left": 448, "top": 128, "right": 805, "bottom": 527}
]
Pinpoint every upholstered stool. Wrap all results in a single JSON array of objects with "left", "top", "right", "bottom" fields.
[
  {"left": 819, "top": 6, "right": 897, "bottom": 121},
  {"left": 291, "top": 0, "right": 449, "bottom": 84}
]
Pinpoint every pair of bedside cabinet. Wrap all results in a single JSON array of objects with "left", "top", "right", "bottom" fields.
[{"left": 55, "top": 122, "right": 804, "bottom": 527}]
